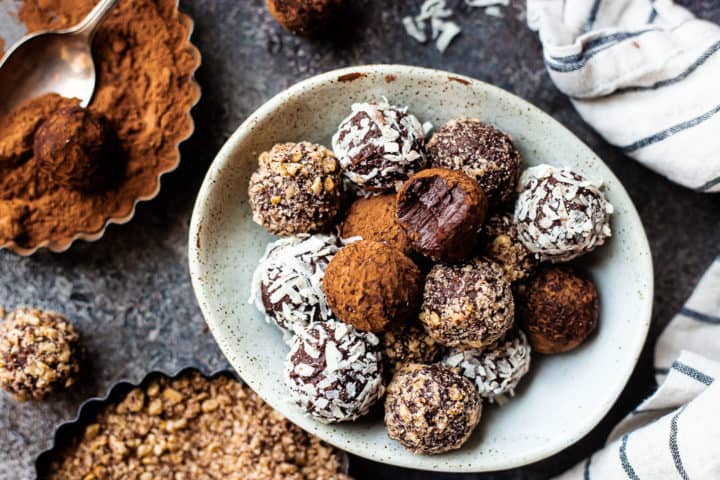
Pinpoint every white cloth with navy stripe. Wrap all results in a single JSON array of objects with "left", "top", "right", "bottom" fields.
[
  {"left": 527, "top": 0, "right": 720, "bottom": 192},
  {"left": 554, "top": 257, "right": 720, "bottom": 479}
]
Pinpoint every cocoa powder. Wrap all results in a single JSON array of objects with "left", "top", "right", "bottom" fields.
[{"left": 0, "top": 0, "right": 200, "bottom": 251}]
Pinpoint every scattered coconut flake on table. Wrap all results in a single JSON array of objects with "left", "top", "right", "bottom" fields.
[{"left": 401, "top": 0, "right": 461, "bottom": 53}]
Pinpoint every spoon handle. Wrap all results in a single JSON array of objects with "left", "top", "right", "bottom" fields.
[{"left": 73, "top": 0, "right": 122, "bottom": 39}]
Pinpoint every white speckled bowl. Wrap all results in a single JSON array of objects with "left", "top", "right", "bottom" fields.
[{"left": 188, "top": 65, "right": 653, "bottom": 473}]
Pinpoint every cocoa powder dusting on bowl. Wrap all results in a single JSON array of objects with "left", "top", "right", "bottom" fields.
[{"left": 0, "top": 0, "right": 200, "bottom": 252}]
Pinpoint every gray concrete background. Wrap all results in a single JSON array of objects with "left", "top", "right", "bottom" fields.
[{"left": 1, "top": 1, "right": 719, "bottom": 478}]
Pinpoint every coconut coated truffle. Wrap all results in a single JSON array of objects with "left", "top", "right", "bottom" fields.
[
  {"left": 285, "top": 320, "right": 384, "bottom": 423},
  {"left": 381, "top": 322, "right": 443, "bottom": 378},
  {"left": 420, "top": 258, "right": 514, "bottom": 349},
  {"left": 442, "top": 330, "right": 531, "bottom": 404},
  {"left": 323, "top": 240, "right": 422, "bottom": 333},
  {"left": 397, "top": 168, "right": 487, "bottom": 262},
  {"left": 265, "top": 0, "right": 344, "bottom": 36},
  {"left": 481, "top": 213, "right": 538, "bottom": 283},
  {"left": 249, "top": 234, "right": 341, "bottom": 336},
  {"left": 427, "top": 119, "right": 520, "bottom": 205},
  {"left": 341, "top": 194, "right": 411, "bottom": 254},
  {"left": 385, "top": 363, "right": 481, "bottom": 455},
  {"left": 514, "top": 164, "right": 613, "bottom": 263},
  {"left": 517, "top": 266, "right": 599, "bottom": 354},
  {"left": 0, "top": 307, "right": 80, "bottom": 401},
  {"left": 249, "top": 142, "right": 342, "bottom": 236},
  {"left": 332, "top": 100, "right": 428, "bottom": 192}
]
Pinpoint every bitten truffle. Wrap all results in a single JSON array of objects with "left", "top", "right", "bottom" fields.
[
  {"left": 397, "top": 168, "right": 487, "bottom": 262},
  {"left": 332, "top": 100, "right": 428, "bottom": 192},
  {"left": 481, "top": 213, "right": 538, "bottom": 283},
  {"left": 381, "top": 322, "right": 443, "bottom": 378},
  {"left": 517, "top": 266, "right": 599, "bottom": 354},
  {"left": 427, "top": 119, "right": 520, "bottom": 205},
  {"left": 0, "top": 307, "right": 80, "bottom": 401},
  {"left": 341, "top": 194, "right": 411, "bottom": 254},
  {"left": 323, "top": 240, "right": 422, "bottom": 333},
  {"left": 266, "top": 0, "right": 343, "bottom": 36},
  {"left": 249, "top": 142, "right": 342, "bottom": 236},
  {"left": 249, "top": 234, "right": 341, "bottom": 336},
  {"left": 285, "top": 320, "right": 384, "bottom": 423},
  {"left": 442, "top": 330, "right": 531, "bottom": 404},
  {"left": 420, "top": 258, "right": 514, "bottom": 349},
  {"left": 514, "top": 164, "right": 613, "bottom": 262},
  {"left": 385, "top": 364, "right": 481, "bottom": 454},
  {"left": 34, "top": 106, "right": 122, "bottom": 191}
]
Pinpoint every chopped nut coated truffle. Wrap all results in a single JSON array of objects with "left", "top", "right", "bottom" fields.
[
  {"left": 341, "top": 194, "right": 412, "bottom": 254},
  {"left": 428, "top": 119, "right": 520, "bottom": 205},
  {"left": 420, "top": 258, "right": 514, "bottom": 349},
  {"left": 266, "top": 0, "right": 344, "bottom": 36},
  {"left": 385, "top": 363, "right": 481, "bottom": 455},
  {"left": 323, "top": 240, "right": 423, "bottom": 333},
  {"left": 249, "top": 142, "right": 342, "bottom": 236},
  {"left": 397, "top": 168, "right": 487, "bottom": 262},
  {"left": 285, "top": 320, "right": 384, "bottom": 423},
  {"left": 481, "top": 213, "right": 538, "bottom": 283},
  {"left": 381, "top": 322, "right": 443, "bottom": 378},
  {"left": 517, "top": 266, "right": 599, "bottom": 354},
  {"left": 0, "top": 307, "right": 80, "bottom": 401}
]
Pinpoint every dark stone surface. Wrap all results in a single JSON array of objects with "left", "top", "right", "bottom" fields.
[{"left": 1, "top": 0, "right": 719, "bottom": 478}]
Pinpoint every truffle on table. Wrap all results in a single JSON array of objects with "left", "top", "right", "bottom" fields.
[
  {"left": 0, "top": 307, "right": 81, "bottom": 401},
  {"left": 332, "top": 100, "right": 428, "bottom": 193},
  {"left": 340, "top": 194, "right": 411, "bottom": 254},
  {"left": 265, "top": 0, "right": 344, "bottom": 36},
  {"left": 517, "top": 266, "right": 599, "bottom": 354},
  {"left": 285, "top": 320, "right": 384, "bottom": 423},
  {"left": 381, "top": 322, "right": 443, "bottom": 378},
  {"left": 249, "top": 142, "right": 343, "bottom": 236},
  {"left": 514, "top": 164, "right": 613, "bottom": 263},
  {"left": 397, "top": 168, "right": 487, "bottom": 262},
  {"left": 249, "top": 234, "right": 341, "bottom": 336},
  {"left": 420, "top": 258, "right": 514, "bottom": 349},
  {"left": 384, "top": 363, "right": 481, "bottom": 455},
  {"left": 427, "top": 119, "right": 520, "bottom": 205},
  {"left": 442, "top": 330, "right": 532, "bottom": 404},
  {"left": 481, "top": 213, "right": 538, "bottom": 283},
  {"left": 323, "top": 240, "right": 422, "bottom": 333}
]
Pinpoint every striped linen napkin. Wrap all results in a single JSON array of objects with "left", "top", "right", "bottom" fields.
[
  {"left": 527, "top": 0, "right": 720, "bottom": 192},
  {"left": 555, "top": 257, "right": 720, "bottom": 479}
]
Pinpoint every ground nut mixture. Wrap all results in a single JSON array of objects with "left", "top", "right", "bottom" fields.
[{"left": 46, "top": 372, "right": 350, "bottom": 480}]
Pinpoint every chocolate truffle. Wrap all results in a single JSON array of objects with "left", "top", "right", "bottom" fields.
[
  {"left": 331, "top": 100, "right": 428, "bottom": 192},
  {"left": 250, "top": 234, "right": 341, "bottom": 336},
  {"left": 481, "top": 213, "right": 538, "bottom": 283},
  {"left": 266, "top": 0, "right": 343, "bottom": 36},
  {"left": 285, "top": 320, "right": 384, "bottom": 423},
  {"left": 518, "top": 266, "right": 599, "bottom": 354},
  {"left": 514, "top": 164, "right": 613, "bottom": 263},
  {"left": 249, "top": 142, "right": 342, "bottom": 236},
  {"left": 442, "top": 330, "right": 531, "bottom": 404},
  {"left": 384, "top": 364, "right": 481, "bottom": 454},
  {"left": 341, "top": 194, "right": 411, "bottom": 254},
  {"left": 0, "top": 307, "right": 80, "bottom": 401},
  {"left": 427, "top": 119, "right": 520, "bottom": 205},
  {"left": 397, "top": 168, "right": 487, "bottom": 262},
  {"left": 323, "top": 240, "right": 422, "bottom": 333},
  {"left": 420, "top": 258, "right": 514, "bottom": 349},
  {"left": 381, "top": 322, "right": 443, "bottom": 378},
  {"left": 34, "top": 106, "right": 122, "bottom": 191}
]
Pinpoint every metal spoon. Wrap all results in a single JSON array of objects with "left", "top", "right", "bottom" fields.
[{"left": 0, "top": 0, "right": 120, "bottom": 117}]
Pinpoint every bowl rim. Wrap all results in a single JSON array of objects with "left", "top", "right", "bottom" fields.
[{"left": 188, "top": 64, "right": 654, "bottom": 473}]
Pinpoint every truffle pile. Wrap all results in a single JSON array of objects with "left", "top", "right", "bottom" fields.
[{"left": 247, "top": 99, "right": 613, "bottom": 455}]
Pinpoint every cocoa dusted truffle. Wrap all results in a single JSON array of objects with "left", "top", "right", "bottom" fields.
[
  {"left": 517, "top": 266, "right": 599, "bottom": 354},
  {"left": 249, "top": 142, "right": 342, "bottom": 236},
  {"left": 385, "top": 364, "right": 481, "bottom": 454},
  {"left": 481, "top": 213, "right": 538, "bottom": 283},
  {"left": 427, "top": 119, "right": 520, "bottom": 205},
  {"left": 285, "top": 320, "right": 384, "bottom": 423},
  {"left": 323, "top": 240, "right": 422, "bottom": 333},
  {"left": 397, "top": 168, "right": 487, "bottom": 262},
  {"left": 0, "top": 307, "right": 80, "bottom": 401},
  {"left": 381, "top": 322, "right": 443, "bottom": 378},
  {"left": 442, "top": 330, "right": 531, "bottom": 404},
  {"left": 341, "top": 194, "right": 411, "bottom": 254},
  {"left": 420, "top": 258, "right": 514, "bottom": 349},
  {"left": 514, "top": 164, "right": 613, "bottom": 263},
  {"left": 266, "top": 0, "right": 344, "bottom": 36},
  {"left": 332, "top": 100, "right": 428, "bottom": 193},
  {"left": 34, "top": 106, "right": 122, "bottom": 191},
  {"left": 249, "top": 234, "right": 341, "bottom": 336}
]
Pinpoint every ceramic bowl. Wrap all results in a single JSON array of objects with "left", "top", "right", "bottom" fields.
[{"left": 188, "top": 65, "right": 653, "bottom": 473}]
